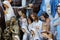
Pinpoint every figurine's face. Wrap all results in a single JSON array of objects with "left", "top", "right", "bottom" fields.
[
  {"left": 40, "top": 16, "right": 45, "bottom": 21},
  {"left": 57, "top": 7, "right": 60, "bottom": 14},
  {"left": 31, "top": 30, "right": 35, "bottom": 35},
  {"left": 8, "top": 0, "right": 12, "bottom": 3},
  {"left": 41, "top": 32, "right": 47, "bottom": 38},
  {"left": 4, "top": 4, "right": 9, "bottom": 8},
  {"left": 22, "top": 28, "right": 26, "bottom": 33},
  {"left": 18, "top": 11, "right": 23, "bottom": 16},
  {"left": 11, "top": 17, "right": 15, "bottom": 22},
  {"left": 27, "top": 18, "right": 31, "bottom": 24},
  {"left": 30, "top": 14, "right": 36, "bottom": 21}
]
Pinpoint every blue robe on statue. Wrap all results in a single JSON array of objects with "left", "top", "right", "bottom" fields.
[
  {"left": 51, "top": 0, "right": 58, "bottom": 17},
  {"left": 53, "top": 17, "right": 60, "bottom": 40},
  {"left": 37, "top": 0, "right": 46, "bottom": 17},
  {"left": 57, "top": 24, "right": 60, "bottom": 40},
  {"left": 37, "top": 0, "right": 58, "bottom": 17}
]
